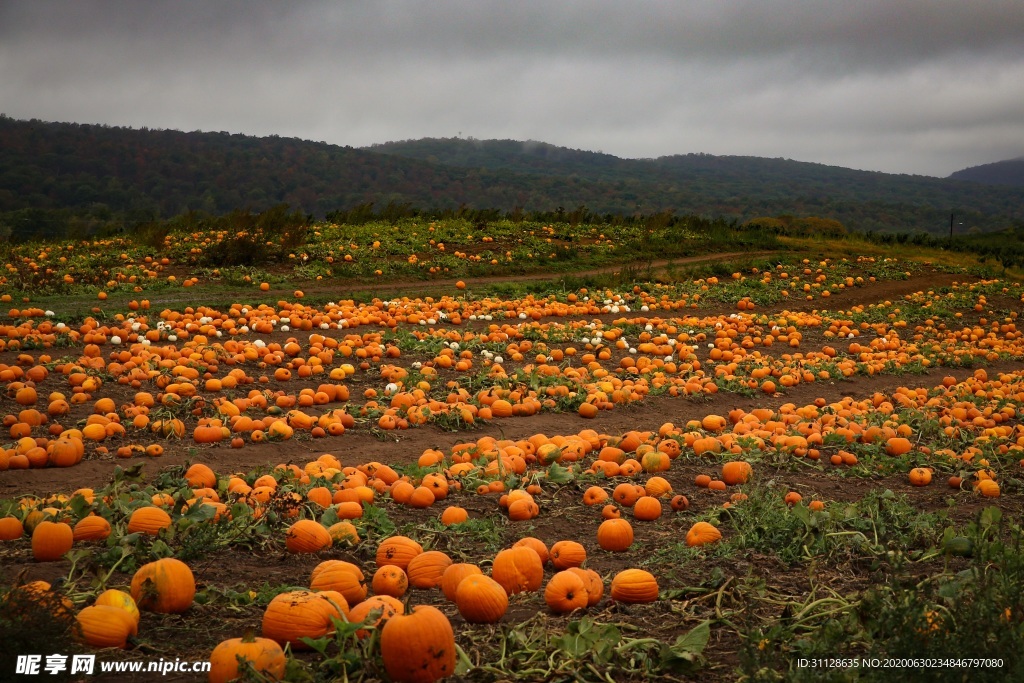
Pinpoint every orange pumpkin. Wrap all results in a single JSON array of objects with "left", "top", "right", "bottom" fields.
[
  {"left": 380, "top": 606, "right": 456, "bottom": 682},
  {"left": 309, "top": 560, "right": 367, "bottom": 605},
  {"left": 130, "top": 558, "right": 195, "bottom": 613},
  {"left": 31, "top": 520, "right": 73, "bottom": 561},
  {"left": 908, "top": 468, "right": 933, "bottom": 487},
  {"left": 47, "top": 438, "right": 84, "bottom": 467},
  {"left": 441, "top": 563, "right": 483, "bottom": 602},
  {"left": 568, "top": 567, "right": 604, "bottom": 606},
  {"left": 261, "top": 590, "right": 349, "bottom": 648},
  {"left": 406, "top": 550, "right": 453, "bottom": 589},
  {"left": 71, "top": 516, "right": 111, "bottom": 540},
  {"left": 347, "top": 595, "right": 404, "bottom": 639},
  {"left": 440, "top": 506, "right": 468, "bottom": 525},
  {"left": 550, "top": 540, "right": 587, "bottom": 570},
  {"left": 670, "top": 495, "right": 690, "bottom": 511},
  {"left": 285, "top": 519, "right": 332, "bottom": 553},
  {"left": 610, "top": 569, "right": 659, "bottom": 603},
  {"left": 376, "top": 535, "right": 423, "bottom": 570},
  {"left": 512, "top": 536, "right": 550, "bottom": 565},
  {"left": 455, "top": 574, "right": 508, "bottom": 623},
  {"left": 612, "top": 483, "right": 640, "bottom": 507},
  {"left": 544, "top": 570, "right": 589, "bottom": 614},
  {"left": 685, "top": 521, "right": 722, "bottom": 547},
  {"left": 721, "top": 461, "right": 752, "bottom": 485},
  {"left": 209, "top": 632, "right": 286, "bottom": 683},
  {"left": 976, "top": 479, "right": 1000, "bottom": 498},
  {"left": 491, "top": 547, "right": 544, "bottom": 594},
  {"left": 632, "top": 496, "right": 662, "bottom": 521},
  {"left": 76, "top": 605, "right": 137, "bottom": 648},
  {"left": 0, "top": 516, "right": 25, "bottom": 540},
  {"left": 643, "top": 476, "right": 672, "bottom": 498},
  {"left": 185, "top": 463, "right": 217, "bottom": 488},
  {"left": 596, "top": 518, "right": 633, "bottom": 551},
  {"left": 193, "top": 425, "right": 225, "bottom": 444},
  {"left": 885, "top": 437, "right": 913, "bottom": 456},
  {"left": 126, "top": 506, "right": 172, "bottom": 536},
  {"left": 582, "top": 486, "right": 609, "bottom": 506},
  {"left": 94, "top": 589, "right": 140, "bottom": 626},
  {"left": 371, "top": 565, "right": 409, "bottom": 598}
]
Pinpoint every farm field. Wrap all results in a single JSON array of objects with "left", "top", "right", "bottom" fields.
[{"left": 1, "top": 219, "right": 1023, "bottom": 682}]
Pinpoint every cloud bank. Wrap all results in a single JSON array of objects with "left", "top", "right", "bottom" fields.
[{"left": 2, "top": 0, "right": 1022, "bottom": 175}]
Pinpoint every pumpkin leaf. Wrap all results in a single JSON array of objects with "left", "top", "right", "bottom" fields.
[
  {"left": 671, "top": 620, "right": 710, "bottom": 656},
  {"left": 282, "top": 658, "right": 314, "bottom": 682},
  {"left": 150, "top": 539, "right": 173, "bottom": 558},
  {"left": 358, "top": 504, "right": 397, "bottom": 539},
  {"left": 64, "top": 548, "right": 91, "bottom": 567},
  {"left": 110, "top": 463, "right": 144, "bottom": 483},
  {"left": 454, "top": 643, "right": 474, "bottom": 675},
  {"left": 545, "top": 462, "right": 575, "bottom": 485},
  {"left": 298, "top": 635, "right": 330, "bottom": 655},
  {"left": 979, "top": 506, "right": 1001, "bottom": 531},
  {"left": 119, "top": 532, "right": 142, "bottom": 545},
  {"left": 790, "top": 503, "right": 810, "bottom": 526},
  {"left": 182, "top": 502, "right": 216, "bottom": 523},
  {"left": 660, "top": 620, "right": 710, "bottom": 672},
  {"left": 557, "top": 618, "right": 620, "bottom": 662},
  {"left": 67, "top": 493, "right": 92, "bottom": 519},
  {"left": 319, "top": 506, "right": 339, "bottom": 528},
  {"left": 229, "top": 502, "right": 250, "bottom": 520}
]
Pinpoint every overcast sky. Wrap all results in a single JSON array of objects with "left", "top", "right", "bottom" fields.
[{"left": 2, "top": 1, "right": 1022, "bottom": 176}]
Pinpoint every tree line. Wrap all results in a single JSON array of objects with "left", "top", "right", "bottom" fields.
[{"left": 3, "top": 115, "right": 1024, "bottom": 242}]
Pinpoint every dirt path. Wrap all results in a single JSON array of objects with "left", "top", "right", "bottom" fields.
[
  {"left": 6, "top": 357, "right": 1020, "bottom": 497},
  {"left": 147, "top": 250, "right": 777, "bottom": 306},
  {"left": 776, "top": 271, "right": 975, "bottom": 313},
  {"left": 363, "top": 250, "right": 776, "bottom": 291}
]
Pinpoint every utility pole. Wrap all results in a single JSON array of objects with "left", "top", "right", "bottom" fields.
[{"left": 949, "top": 211, "right": 954, "bottom": 240}]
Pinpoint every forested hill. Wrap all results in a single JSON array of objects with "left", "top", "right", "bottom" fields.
[
  {"left": 2, "top": 115, "right": 1023, "bottom": 241},
  {"left": 0, "top": 116, "right": 491, "bottom": 227},
  {"left": 369, "top": 138, "right": 1024, "bottom": 232},
  {"left": 949, "top": 158, "right": 1024, "bottom": 186}
]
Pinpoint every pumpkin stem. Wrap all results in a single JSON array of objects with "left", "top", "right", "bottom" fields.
[{"left": 241, "top": 628, "right": 256, "bottom": 643}]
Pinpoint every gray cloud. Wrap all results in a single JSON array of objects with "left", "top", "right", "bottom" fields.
[{"left": 2, "top": 0, "right": 1022, "bottom": 175}]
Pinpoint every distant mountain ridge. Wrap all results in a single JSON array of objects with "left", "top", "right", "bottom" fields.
[
  {"left": 1, "top": 116, "right": 1023, "bottom": 240},
  {"left": 367, "top": 137, "right": 1024, "bottom": 229},
  {"left": 949, "top": 157, "right": 1024, "bottom": 186}
]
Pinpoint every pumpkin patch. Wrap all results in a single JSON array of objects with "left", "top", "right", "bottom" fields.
[{"left": 0, "top": 234, "right": 1021, "bottom": 680}]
